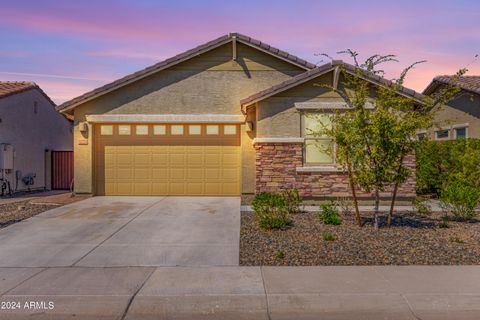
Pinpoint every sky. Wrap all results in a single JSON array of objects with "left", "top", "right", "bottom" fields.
[{"left": 1, "top": 0, "right": 479, "bottom": 104}]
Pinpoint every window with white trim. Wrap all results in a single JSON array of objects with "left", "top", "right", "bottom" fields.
[
  {"left": 435, "top": 129, "right": 449, "bottom": 140},
  {"left": 454, "top": 127, "right": 467, "bottom": 139},
  {"left": 303, "top": 113, "right": 335, "bottom": 165}
]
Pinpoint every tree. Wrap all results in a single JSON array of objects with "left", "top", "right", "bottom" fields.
[{"left": 314, "top": 51, "right": 465, "bottom": 229}]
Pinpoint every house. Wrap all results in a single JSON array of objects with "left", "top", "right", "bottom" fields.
[
  {"left": 0, "top": 82, "right": 73, "bottom": 194},
  {"left": 422, "top": 76, "right": 480, "bottom": 140},
  {"left": 58, "top": 33, "right": 421, "bottom": 200}
]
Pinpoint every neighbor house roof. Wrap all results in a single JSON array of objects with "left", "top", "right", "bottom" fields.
[
  {"left": 241, "top": 60, "right": 426, "bottom": 107},
  {"left": 423, "top": 75, "right": 480, "bottom": 96},
  {"left": 57, "top": 32, "right": 317, "bottom": 113},
  {"left": 0, "top": 81, "right": 36, "bottom": 98},
  {"left": 0, "top": 81, "right": 56, "bottom": 106}
]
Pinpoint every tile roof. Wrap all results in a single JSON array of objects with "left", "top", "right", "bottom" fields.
[
  {"left": 241, "top": 60, "right": 426, "bottom": 107},
  {"left": 0, "top": 81, "right": 36, "bottom": 98},
  {"left": 0, "top": 81, "right": 57, "bottom": 108},
  {"left": 423, "top": 75, "right": 480, "bottom": 96},
  {"left": 57, "top": 32, "right": 316, "bottom": 113}
]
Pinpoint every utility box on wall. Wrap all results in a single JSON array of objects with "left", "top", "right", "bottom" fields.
[{"left": 0, "top": 143, "right": 14, "bottom": 170}]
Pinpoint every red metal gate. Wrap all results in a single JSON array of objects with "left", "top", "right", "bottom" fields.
[{"left": 51, "top": 151, "right": 73, "bottom": 190}]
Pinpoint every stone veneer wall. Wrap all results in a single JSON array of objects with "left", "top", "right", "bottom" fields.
[{"left": 255, "top": 142, "right": 416, "bottom": 198}]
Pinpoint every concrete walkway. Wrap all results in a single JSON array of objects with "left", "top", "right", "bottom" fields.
[{"left": 0, "top": 266, "right": 479, "bottom": 319}]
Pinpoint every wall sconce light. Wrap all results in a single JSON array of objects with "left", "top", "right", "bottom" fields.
[
  {"left": 246, "top": 121, "right": 254, "bottom": 132},
  {"left": 79, "top": 122, "right": 88, "bottom": 133}
]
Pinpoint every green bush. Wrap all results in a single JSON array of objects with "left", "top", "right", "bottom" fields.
[
  {"left": 413, "top": 197, "right": 432, "bottom": 215},
  {"left": 281, "top": 188, "right": 302, "bottom": 213},
  {"left": 416, "top": 139, "right": 480, "bottom": 196},
  {"left": 319, "top": 201, "right": 342, "bottom": 225},
  {"left": 252, "top": 192, "right": 289, "bottom": 230},
  {"left": 439, "top": 220, "right": 449, "bottom": 229},
  {"left": 439, "top": 180, "right": 480, "bottom": 220},
  {"left": 322, "top": 231, "right": 336, "bottom": 241}
]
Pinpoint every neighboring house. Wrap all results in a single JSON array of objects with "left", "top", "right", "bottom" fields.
[
  {"left": 58, "top": 33, "right": 422, "bottom": 200},
  {"left": 0, "top": 82, "right": 73, "bottom": 193},
  {"left": 422, "top": 76, "right": 480, "bottom": 140}
]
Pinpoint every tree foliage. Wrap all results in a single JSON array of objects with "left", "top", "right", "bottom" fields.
[{"left": 313, "top": 51, "right": 466, "bottom": 229}]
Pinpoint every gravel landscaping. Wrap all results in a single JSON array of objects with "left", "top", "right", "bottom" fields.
[
  {"left": 0, "top": 200, "right": 60, "bottom": 228},
  {"left": 240, "top": 210, "right": 480, "bottom": 265}
]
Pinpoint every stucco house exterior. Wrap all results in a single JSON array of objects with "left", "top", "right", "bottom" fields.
[
  {"left": 58, "top": 33, "right": 422, "bottom": 200},
  {"left": 0, "top": 82, "right": 73, "bottom": 193},
  {"left": 422, "top": 76, "right": 480, "bottom": 140}
]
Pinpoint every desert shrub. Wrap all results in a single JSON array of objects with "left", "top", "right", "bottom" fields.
[
  {"left": 319, "top": 201, "right": 342, "bottom": 225},
  {"left": 416, "top": 139, "right": 480, "bottom": 196},
  {"left": 276, "top": 250, "right": 285, "bottom": 259},
  {"left": 439, "top": 220, "right": 449, "bottom": 229},
  {"left": 337, "top": 197, "right": 353, "bottom": 215},
  {"left": 252, "top": 192, "right": 289, "bottom": 230},
  {"left": 439, "top": 180, "right": 480, "bottom": 220},
  {"left": 413, "top": 196, "right": 432, "bottom": 215},
  {"left": 281, "top": 188, "right": 302, "bottom": 213},
  {"left": 322, "top": 231, "right": 336, "bottom": 241}
]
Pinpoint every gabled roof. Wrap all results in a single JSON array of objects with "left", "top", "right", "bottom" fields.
[
  {"left": 423, "top": 75, "right": 480, "bottom": 96},
  {"left": 57, "top": 32, "right": 316, "bottom": 113},
  {"left": 0, "top": 81, "right": 56, "bottom": 106},
  {"left": 241, "top": 60, "right": 427, "bottom": 107}
]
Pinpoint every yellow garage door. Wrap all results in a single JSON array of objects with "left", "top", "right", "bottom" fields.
[{"left": 95, "top": 123, "right": 241, "bottom": 196}]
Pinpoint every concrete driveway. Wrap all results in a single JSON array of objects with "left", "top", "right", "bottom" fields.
[{"left": 0, "top": 196, "right": 240, "bottom": 267}]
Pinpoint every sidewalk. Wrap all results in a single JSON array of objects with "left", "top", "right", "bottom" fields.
[{"left": 1, "top": 266, "right": 479, "bottom": 319}]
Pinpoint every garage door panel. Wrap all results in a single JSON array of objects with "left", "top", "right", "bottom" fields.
[
  {"left": 134, "top": 153, "right": 151, "bottom": 165},
  {"left": 134, "top": 168, "right": 151, "bottom": 179},
  {"left": 95, "top": 124, "right": 240, "bottom": 196},
  {"left": 152, "top": 168, "right": 168, "bottom": 179},
  {"left": 187, "top": 168, "right": 204, "bottom": 179},
  {"left": 170, "top": 168, "right": 185, "bottom": 179},
  {"left": 134, "top": 183, "right": 151, "bottom": 195}
]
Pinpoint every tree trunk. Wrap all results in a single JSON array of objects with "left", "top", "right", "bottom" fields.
[
  {"left": 374, "top": 189, "right": 380, "bottom": 230},
  {"left": 388, "top": 182, "right": 399, "bottom": 226},
  {"left": 347, "top": 160, "right": 362, "bottom": 227},
  {"left": 388, "top": 153, "right": 405, "bottom": 227}
]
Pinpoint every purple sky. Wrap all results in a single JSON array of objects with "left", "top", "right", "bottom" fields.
[{"left": 1, "top": 0, "right": 479, "bottom": 104}]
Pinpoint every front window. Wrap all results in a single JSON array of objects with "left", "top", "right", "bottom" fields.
[
  {"left": 455, "top": 127, "right": 467, "bottom": 139},
  {"left": 435, "top": 129, "right": 449, "bottom": 140},
  {"left": 417, "top": 132, "right": 426, "bottom": 141},
  {"left": 303, "top": 113, "right": 334, "bottom": 165}
]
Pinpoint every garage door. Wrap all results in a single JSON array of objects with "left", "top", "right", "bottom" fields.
[{"left": 95, "top": 123, "right": 241, "bottom": 196}]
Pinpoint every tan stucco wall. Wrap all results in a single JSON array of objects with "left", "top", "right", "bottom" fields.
[
  {"left": 256, "top": 72, "right": 347, "bottom": 137},
  {"left": 72, "top": 42, "right": 305, "bottom": 194},
  {"left": 427, "top": 92, "right": 480, "bottom": 139},
  {"left": 0, "top": 89, "right": 72, "bottom": 191}
]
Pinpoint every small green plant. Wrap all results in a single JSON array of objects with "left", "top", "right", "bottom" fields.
[
  {"left": 319, "top": 201, "right": 342, "bottom": 225},
  {"left": 322, "top": 231, "right": 336, "bottom": 241},
  {"left": 276, "top": 250, "right": 285, "bottom": 259},
  {"left": 281, "top": 188, "right": 302, "bottom": 213},
  {"left": 439, "top": 220, "right": 449, "bottom": 229},
  {"left": 413, "top": 197, "right": 432, "bottom": 215},
  {"left": 252, "top": 192, "right": 289, "bottom": 230},
  {"left": 440, "top": 180, "right": 480, "bottom": 220},
  {"left": 449, "top": 236, "right": 464, "bottom": 244}
]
